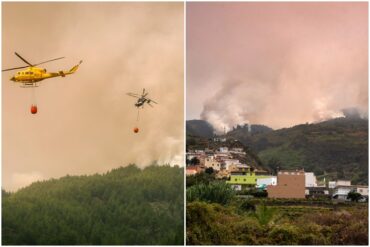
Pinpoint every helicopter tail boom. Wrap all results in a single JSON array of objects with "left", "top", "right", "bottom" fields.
[
  {"left": 65, "top": 60, "right": 83, "bottom": 75},
  {"left": 43, "top": 60, "right": 82, "bottom": 79}
]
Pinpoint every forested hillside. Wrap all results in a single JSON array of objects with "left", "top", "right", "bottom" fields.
[
  {"left": 227, "top": 117, "right": 368, "bottom": 184},
  {"left": 186, "top": 120, "right": 214, "bottom": 138},
  {"left": 2, "top": 164, "right": 184, "bottom": 245}
]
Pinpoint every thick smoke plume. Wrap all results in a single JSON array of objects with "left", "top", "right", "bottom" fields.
[
  {"left": 188, "top": 3, "right": 368, "bottom": 132},
  {"left": 2, "top": 3, "right": 184, "bottom": 191},
  {"left": 201, "top": 74, "right": 367, "bottom": 133}
]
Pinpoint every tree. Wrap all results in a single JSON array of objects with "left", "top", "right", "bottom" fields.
[
  {"left": 190, "top": 157, "right": 200, "bottom": 165},
  {"left": 347, "top": 191, "right": 363, "bottom": 202},
  {"left": 205, "top": 167, "right": 214, "bottom": 174}
]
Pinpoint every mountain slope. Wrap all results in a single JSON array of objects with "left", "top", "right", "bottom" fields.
[
  {"left": 2, "top": 165, "right": 184, "bottom": 245},
  {"left": 227, "top": 117, "right": 368, "bottom": 184},
  {"left": 186, "top": 120, "right": 214, "bottom": 138}
]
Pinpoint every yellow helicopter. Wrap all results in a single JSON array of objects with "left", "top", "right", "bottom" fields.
[{"left": 2, "top": 52, "right": 82, "bottom": 87}]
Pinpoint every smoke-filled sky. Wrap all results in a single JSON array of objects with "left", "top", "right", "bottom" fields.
[
  {"left": 187, "top": 2, "right": 368, "bottom": 132},
  {"left": 2, "top": 2, "right": 184, "bottom": 191}
]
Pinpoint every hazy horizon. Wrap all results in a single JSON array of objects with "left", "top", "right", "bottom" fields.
[{"left": 187, "top": 106, "right": 368, "bottom": 131}]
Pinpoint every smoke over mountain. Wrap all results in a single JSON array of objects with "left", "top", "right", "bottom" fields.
[
  {"left": 200, "top": 75, "right": 367, "bottom": 133},
  {"left": 188, "top": 2, "right": 368, "bottom": 132}
]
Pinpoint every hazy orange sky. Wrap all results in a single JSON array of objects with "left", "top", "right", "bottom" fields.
[
  {"left": 187, "top": 2, "right": 368, "bottom": 132},
  {"left": 2, "top": 2, "right": 184, "bottom": 191}
]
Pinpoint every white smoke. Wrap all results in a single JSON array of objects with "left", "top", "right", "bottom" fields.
[{"left": 190, "top": 3, "right": 368, "bottom": 131}]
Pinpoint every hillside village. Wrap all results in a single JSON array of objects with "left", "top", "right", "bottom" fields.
[{"left": 186, "top": 138, "right": 368, "bottom": 201}]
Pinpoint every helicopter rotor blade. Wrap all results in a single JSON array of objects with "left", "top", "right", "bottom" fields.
[
  {"left": 2, "top": 65, "right": 29, "bottom": 72},
  {"left": 34, "top": 57, "right": 65, "bottom": 66},
  {"left": 14, "top": 52, "right": 33, "bottom": 66},
  {"left": 148, "top": 98, "right": 158, "bottom": 104},
  {"left": 127, "top": 93, "right": 140, "bottom": 98}
]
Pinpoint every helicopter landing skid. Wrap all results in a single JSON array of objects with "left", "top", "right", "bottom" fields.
[{"left": 20, "top": 84, "right": 39, "bottom": 88}]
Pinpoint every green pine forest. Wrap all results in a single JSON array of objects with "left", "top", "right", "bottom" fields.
[{"left": 2, "top": 164, "right": 184, "bottom": 245}]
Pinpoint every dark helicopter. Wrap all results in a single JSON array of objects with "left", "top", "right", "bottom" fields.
[{"left": 127, "top": 88, "right": 158, "bottom": 108}]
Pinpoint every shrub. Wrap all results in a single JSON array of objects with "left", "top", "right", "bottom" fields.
[
  {"left": 186, "top": 182, "right": 235, "bottom": 205},
  {"left": 231, "top": 217, "right": 264, "bottom": 245},
  {"left": 347, "top": 191, "right": 363, "bottom": 202},
  {"left": 268, "top": 224, "right": 300, "bottom": 245},
  {"left": 297, "top": 223, "right": 328, "bottom": 245},
  {"left": 239, "top": 200, "right": 256, "bottom": 212},
  {"left": 186, "top": 201, "right": 236, "bottom": 245}
]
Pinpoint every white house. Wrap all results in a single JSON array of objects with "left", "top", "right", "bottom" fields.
[
  {"left": 332, "top": 186, "right": 355, "bottom": 200},
  {"left": 356, "top": 186, "right": 368, "bottom": 196},
  {"left": 305, "top": 172, "right": 317, "bottom": 187},
  {"left": 328, "top": 181, "right": 336, "bottom": 189},
  {"left": 336, "top": 180, "right": 351, "bottom": 186},
  {"left": 219, "top": 147, "right": 229, "bottom": 153},
  {"left": 257, "top": 177, "right": 277, "bottom": 187},
  {"left": 329, "top": 180, "right": 352, "bottom": 189},
  {"left": 214, "top": 153, "right": 229, "bottom": 159}
]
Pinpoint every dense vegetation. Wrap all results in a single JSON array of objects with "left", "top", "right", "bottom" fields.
[
  {"left": 186, "top": 176, "right": 368, "bottom": 245},
  {"left": 187, "top": 182, "right": 235, "bottom": 205},
  {"left": 187, "top": 200, "right": 368, "bottom": 245},
  {"left": 2, "top": 164, "right": 184, "bottom": 245},
  {"left": 186, "top": 120, "right": 214, "bottom": 138}
]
